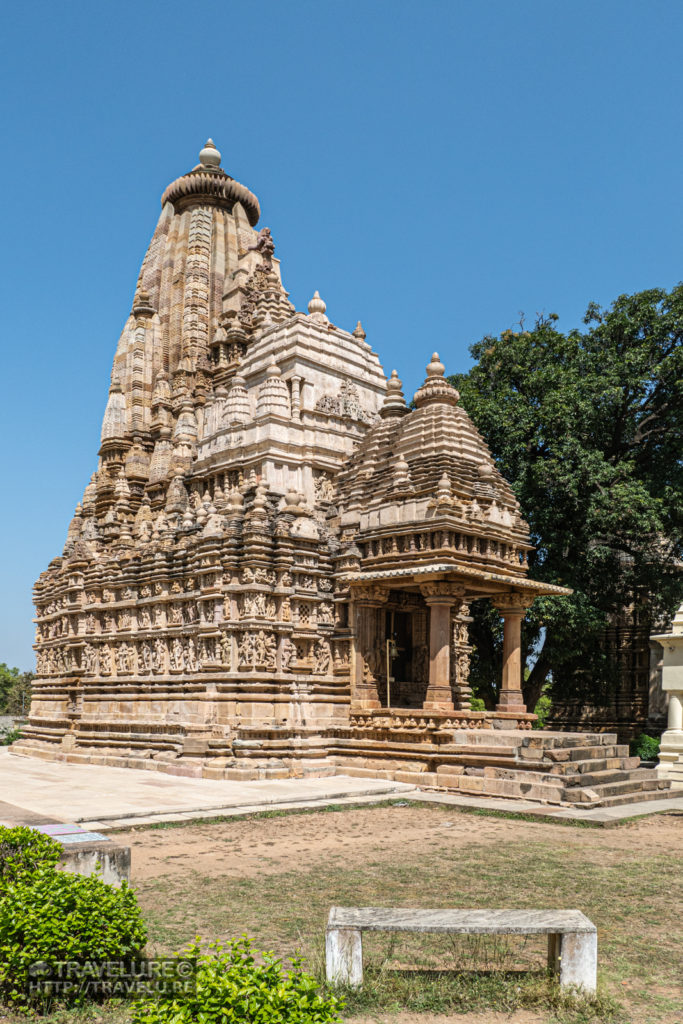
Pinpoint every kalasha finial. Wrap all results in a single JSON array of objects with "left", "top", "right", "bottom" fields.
[
  {"left": 352, "top": 320, "right": 366, "bottom": 341},
  {"left": 426, "top": 352, "right": 445, "bottom": 378},
  {"left": 380, "top": 369, "right": 408, "bottom": 418},
  {"left": 413, "top": 351, "right": 459, "bottom": 409},
  {"left": 199, "top": 139, "right": 222, "bottom": 169},
  {"left": 308, "top": 290, "right": 327, "bottom": 316}
]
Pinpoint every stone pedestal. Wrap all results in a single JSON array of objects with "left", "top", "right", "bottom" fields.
[{"left": 652, "top": 602, "right": 683, "bottom": 787}]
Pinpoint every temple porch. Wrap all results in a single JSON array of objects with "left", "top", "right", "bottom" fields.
[{"left": 346, "top": 563, "right": 540, "bottom": 728}]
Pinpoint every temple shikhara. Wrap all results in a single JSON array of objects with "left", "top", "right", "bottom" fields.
[{"left": 16, "top": 141, "right": 677, "bottom": 808}]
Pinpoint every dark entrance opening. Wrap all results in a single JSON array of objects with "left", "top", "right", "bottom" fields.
[{"left": 385, "top": 609, "right": 415, "bottom": 707}]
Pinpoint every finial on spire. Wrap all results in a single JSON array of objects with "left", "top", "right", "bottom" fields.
[
  {"left": 380, "top": 369, "right": 408, "bottom": 418},
  {"left": 426, "top": 352, "right": 445, "bottom": 378},
  {"left": 199, "top": 139, "right": 222, "bottom": 169},
  {"left": 308, "top": 290, "right": 326, "bottom": 315},
  {"left": 352, "top": 320, "right": 366, "bottom": 342},
  {"left": 413, "top": 351, "right": 460, "bottom": 409}
]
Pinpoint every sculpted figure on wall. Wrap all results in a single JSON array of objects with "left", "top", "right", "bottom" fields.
[
  {"left": 282, "top": 637, "right": 296, "bottom": 671},
  {"left": 314, "top": 638, "right": 331, "bottom": 675},
  {"left": 140, "top": 641, "right": 152, "bottom": 673},
  {"left": 152, "top": 638, "right": 165, "bottom": 673},
  {"left": 238, "top": 632, "right": 255, "bottom": 668},
  {"left": 170, "top": 637, "right": 185, "bottom": 671},
  {"left": 185, "top": 637, "right": 198, "bottom": 672},
  {"left": 220, "top": 631, "right": 231, "bottom": 667},
  {"left": 99, "top": 644, "right": 112, "bottom": 674},
  {"left": 83, "top": 644, "right": 98, "bottom": 674}
]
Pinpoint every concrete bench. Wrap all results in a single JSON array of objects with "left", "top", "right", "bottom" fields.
[{"left": 325, "top": 907, "right": 597, "bottom": 993}]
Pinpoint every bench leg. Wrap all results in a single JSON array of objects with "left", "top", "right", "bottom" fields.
[
  {"left": 547, "top": 932, "right": 561, "bottom": 975},
  {"left": 326, "top": 927, "right": 363, "bottom": 987},
  {"left": 557, "top": 931, "right": 597, "bottom": 994}
]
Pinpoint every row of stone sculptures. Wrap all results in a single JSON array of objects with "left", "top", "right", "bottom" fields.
[
  {"left": 36, "top": 633, "right": 339, "bottom": 677},
  {"left": 38, "top": 597, "right": 337, "bottom": 639}
]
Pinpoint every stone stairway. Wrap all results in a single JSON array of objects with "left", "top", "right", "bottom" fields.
[
  {"left": 441, "top": 731, "right": 679, "bottom": 807},
  {"left": 508, "top": 732, "right": 677, "bottom": 807},
  {"left": 329, "top": 728, "right": 678, "bottom": 808}
]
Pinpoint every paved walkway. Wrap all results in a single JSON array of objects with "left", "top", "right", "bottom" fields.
[
  {"left": 2, "top": 749, "right": 681, "bottom": 830},
  {"left": 0, "top": 749, "right": 415, "bottom": 828}
]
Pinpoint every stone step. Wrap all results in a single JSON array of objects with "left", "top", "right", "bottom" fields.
[
  {"left": 521, "top": 732, "right": 618, "bottom": 749},
  {"left": 542, "top": 756, "right": 641, "bottom": 777},
  {"left": 589, "top": 786, "right": 681, "bottom": 808},
  {"left": 566, "top": 744, "right": 629, "bottom": 761},
  {"left": 572, "top": 756, "right": 641, "bottom": 774},
  {"left": 519, "top": 744, "right": 626, "bottom": 764},
  {"left": 564, "top": 768, "right": 655, "bottom": 788},
  {"left": 564, "top": 777, "right": 669, "bottom": 803}
]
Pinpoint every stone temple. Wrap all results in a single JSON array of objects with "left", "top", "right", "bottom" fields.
[{"left": 16, "top": 141, "right": 678, "bottom": 808}]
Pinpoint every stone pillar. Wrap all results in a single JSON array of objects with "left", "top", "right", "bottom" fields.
[
  {"left": 350, "top": 586, "right": 387, "bottom": 709},
  {"left": 420, "top": 583, "right": 464, "bottom": 711},
  {"left": 652, "top": 602, "right": 683, "bottom": 785},
  {"left": 290, "top": 376, "right": 302, "bottom": 421},
  {"left": 492, "top": 593, "right": 534, "bottom": 715},
  {"left": 451, "top": 600, "right": 473, "bottom": 711}
]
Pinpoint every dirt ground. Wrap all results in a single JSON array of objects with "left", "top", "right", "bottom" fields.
[
  {"left": 116, "top": 804, "right": 683, "bottom": 1024},
  {"left": 118, "top": 804, "right": 683, "bottom": 882}
]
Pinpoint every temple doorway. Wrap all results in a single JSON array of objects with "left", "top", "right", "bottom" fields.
[{"left": 384, "top": 608, "right": 422, "bottom": 708}]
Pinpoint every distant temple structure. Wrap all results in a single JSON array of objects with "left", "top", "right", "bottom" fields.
[{"left": 16, "top": 142, "right": 678, "bottom": 807}]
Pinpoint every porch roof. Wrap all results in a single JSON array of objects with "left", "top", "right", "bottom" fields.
[{"left": 340, "top": 562, "right": 572, "bottom": 597}]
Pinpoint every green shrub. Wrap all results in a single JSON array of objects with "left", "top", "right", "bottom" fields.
[
  {"left": 532, "top": 694, "right": 552, "bottom": 729},
  {"left": 0, "top": 727, "right": 22, "bottom": 746},
  {"left": 0, "top": 825, "right": 61, "bottom": 885},
  {"left": 132, "top": 937, "right": 343, "bottom": 1024},
  {"left": 469, "top": 697, "right": 486, "bottom": 712},
  {"left": 0, "top": 868, "right": 147, "bottom": 1007},
  {"left": 629, "top": 734, "right": 660, "bottom": 761}
]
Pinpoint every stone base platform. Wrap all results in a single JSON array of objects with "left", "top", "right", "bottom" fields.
[{"left": 10, "top": 717, "right": 679, "bottom": 809}]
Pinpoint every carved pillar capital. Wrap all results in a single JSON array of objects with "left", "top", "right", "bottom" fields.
[
  {"left": 419, "top": 581, "right": 465, "bottom": 606},
  {"left": 491, "top": 591, "right": 536, "bottom": 616},
  {"left": 350, "top": 584, "right": 389, "bottom": 608}
]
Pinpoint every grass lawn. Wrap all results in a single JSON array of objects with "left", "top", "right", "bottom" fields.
[{"left": 2, "top": 801, "right": 681, "bottom": 1024}]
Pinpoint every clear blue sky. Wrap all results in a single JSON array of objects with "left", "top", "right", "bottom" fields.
[{"left": 1, "top": 0, "right": 682, "bottom": 670}]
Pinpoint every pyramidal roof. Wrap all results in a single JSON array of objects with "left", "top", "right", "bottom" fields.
[{"left": 337, "top": 353, "right": 521, "bottom": 515}]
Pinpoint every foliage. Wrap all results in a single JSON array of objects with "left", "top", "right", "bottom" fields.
[
  {"left": 450, "top": 286, "right": 683, "bottom": 710},
  {"left": 469, "top": 696, "right": 486, "bottom": 711},
  {"left": 532, "top": 693, "right": 552, "bottom": 729},
  {"left": 629, "top": 733, "right": 660, "bottom": 761},
  {"left": 131, "top": 937, "right": 343, "bottom": 1024},
  {"left": 0, "top": 868, "right": 147, "bottom": 1007},
  {"left": 0, "top": 825, "right": 62, "bottom": 885},
  {"left": 0, "top": 727, "right": 22, "bottom": 746},
  {"left": 0, "top": 662, "right": 33, "bottom": 716}
]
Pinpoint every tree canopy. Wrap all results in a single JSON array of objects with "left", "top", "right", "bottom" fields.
[
  {"left": 450, "top": 285, "right": 683, "bottom": 711},
  {"left": 0, "top": 664, "right": 33, "bottom": 716}
]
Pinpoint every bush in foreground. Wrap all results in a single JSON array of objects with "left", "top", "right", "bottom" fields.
[
  {"left": 132, "top": 938, "right": 343, "bottom": 1024},
  {"left": 0, "top": 866, "right": 146, "bottom": 1007},
  {"left": 0, "top": 825, "right": 62, "bottom": 884}
]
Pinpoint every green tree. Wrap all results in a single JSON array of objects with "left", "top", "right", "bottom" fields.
[
  {"left": 0, "top": 664, "right": 33, "bottom": 716},
  {"left": 450, "top": 286, "right": 683, "bottom": 712}
]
